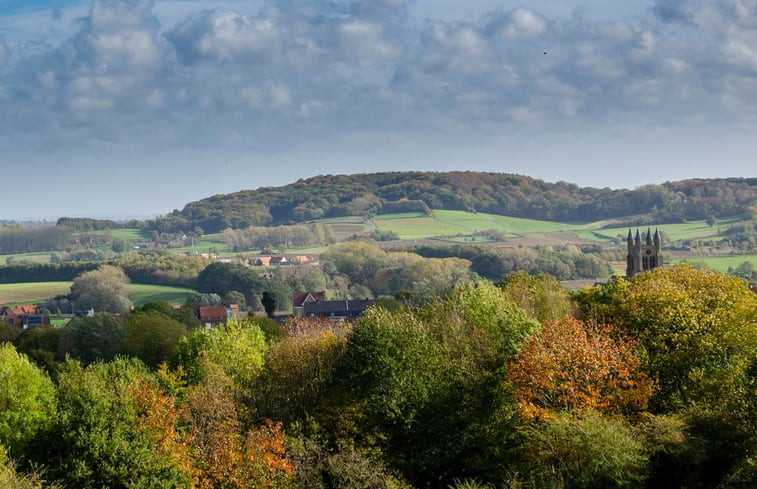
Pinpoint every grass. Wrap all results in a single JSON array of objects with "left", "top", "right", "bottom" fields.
[
  {"left": 674, "top": 255, "right": 757, "bottom": 273},
  {"left": 352, "top": 211, "right": 753, "bottom": 244},
  {"left": 0, "top": 282, "right": 72, "bottom": 304},
  {"left": 371, "top": 210, "right": 587, "bottom": 240},
  {"left": 373, "top": 212, "right": 427, "bottom": 220},
  {"left": 0, "top": 282, "right": 194, "bottom": 306},
  {"left": 84, "top": 228, "right": 146, "bottom": 241},
  {"left": 127, "top": 284, "right": 195, "bottom": 306},
  {"left": 373, "top": 216, "right": 468, "bottom": 240},
  {"left": 433, "top": 210, "right": 586, "bottom": 234},
  {"left": 588, "top": 218, "right": 739, "bottom": 243}
]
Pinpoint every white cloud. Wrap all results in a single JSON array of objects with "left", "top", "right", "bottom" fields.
[
  {"left": 1, "top": 0, "right": 757, "bottom": 158},
  {"left": 503, "top": 8, "right": 547, "bottom": 39}
]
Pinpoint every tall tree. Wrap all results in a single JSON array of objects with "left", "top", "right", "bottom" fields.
[{"left": 70, "top": 265, "right": 133, "bottom": 313}]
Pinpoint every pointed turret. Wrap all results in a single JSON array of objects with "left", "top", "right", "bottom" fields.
[
  {"left": 635, "top": 229, "right": 641, "bottom": 250},
  {"left": 646, "top": 228, "right": 653, "bottom": 246},
  {"left": 654, "top": 228, "right": 661, "bottom": 251},
  {"left": 627, "top": 229, "right": 633, "bottom": 250}
]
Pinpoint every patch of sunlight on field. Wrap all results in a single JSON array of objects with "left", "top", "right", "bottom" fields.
[
  {"left": 432, "top": 210, "right": 586, "bottom": 235},
  {"left": 374, "top": 216, "right": 470, "bottom": 240}
]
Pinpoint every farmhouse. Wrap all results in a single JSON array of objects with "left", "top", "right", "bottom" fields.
[
  {"left": 196, "top": 304, "right": 248, "bottom": 327},
  {"left": 303, "top": 299, "right": 374, "bottom": 320},
  {"left": 292, "top": 291, "right": 327, "bottom": 315},
  {"left": 0, "top": 304, "right": 48, "bottom": 330},
  {"left": 197, "top": 305, "right": 227, "bottom": 328}
]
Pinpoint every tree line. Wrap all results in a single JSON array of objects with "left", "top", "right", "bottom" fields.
[{"left": 146, "top": 172, "right": 757, "bottom": 232}]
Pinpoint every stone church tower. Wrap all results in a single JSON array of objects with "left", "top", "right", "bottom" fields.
[{"left": 626, "top": 228, "right": 663, "bottom": 278}]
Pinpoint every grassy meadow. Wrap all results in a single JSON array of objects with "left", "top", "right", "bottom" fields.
[
  {"left": 367, "top": 210, "right": 742, "bottom": 244},
  {"left": 372, "top": 210, "right": 587, "bottom": 240},
  {"left": 0, "top": 281, "right": 194, "bottom": 306},
  {"left": 674, "top": 254, "right": 757, "bottom": 273},
  {"left": 86, "top": 228, "right": 146, "bottom": 241}
]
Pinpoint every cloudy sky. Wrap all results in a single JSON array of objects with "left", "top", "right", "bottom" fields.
[{"left": 1, "top": 0, "right": 756, "bottom": 219}]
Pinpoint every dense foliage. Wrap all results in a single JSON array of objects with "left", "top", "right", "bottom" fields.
[
  {"left": 0, "top": 226, "right": 73, "bottom": 255},
  {"left": 1, "top": 265, "right": 756, "bottom": 488},
  {"left": 148, "top": 172, "right": 757, "bottom": 232}
]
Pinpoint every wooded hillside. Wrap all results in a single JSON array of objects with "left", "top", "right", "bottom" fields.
[{"left": 147, "top": 172, "right": 757, "bottom": 233}]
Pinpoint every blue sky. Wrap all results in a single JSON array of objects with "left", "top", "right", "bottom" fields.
[{"left": 1, "top": 0, "right": 755, "bottom": 219}]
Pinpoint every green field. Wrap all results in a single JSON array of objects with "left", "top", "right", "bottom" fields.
[
  {"left": 590, "top": 219, "right": 738, "bottom": 243},
  {"left": 674, "top": 255, "right": 757, "bottom": 273},
  {"left": 372, "top": 210, "right": 588, "bottom": 240},
  {"left": 370, "top": 210, "right": 746, "bottom": 244},
  {"left": 0, "top": 282, "right": 194, "bottom": 306},
  {"left": 127, "top": 284, "right": 195, "bottom": 306},
  {"left": 0, "top": 282, "right": 71, "bottom": 304},
  {"left": 86, "top": 228, "right": 146, "bottom": 241},
  {"left": 373, "top": 212, "right": 427, "bottom": 220}
]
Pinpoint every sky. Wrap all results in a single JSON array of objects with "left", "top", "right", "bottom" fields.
[{"left": 1, "top": 0, "right": 756, "bottom": 219}]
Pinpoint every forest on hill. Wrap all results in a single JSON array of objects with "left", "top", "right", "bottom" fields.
[{"left": 145, "top": 172, "right": 757, "bottom": 233}]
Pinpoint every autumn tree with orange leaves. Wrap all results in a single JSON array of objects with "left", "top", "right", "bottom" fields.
[
  {"left": 508, "top": 317, "right": 653, "bottom": 419},
  {"left": 181, "top": 364, "right": 294, "bottom": 489}
]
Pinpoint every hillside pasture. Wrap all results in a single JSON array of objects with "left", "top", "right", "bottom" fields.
[
  {"left": 327, "top": 221, "right": 369, "bottom": 240},
  {"left": 373, "top": 215, "right": 469, "bottom": 240},
  {"left": 0, "top": 282, "right": 71, "bottom": 304},
  {"left": 0, "top": 281, "right": 194, "bottom": 306},
  {"left": 591, "top": 218, "right": 739, "bottom": 243},
  {"left": 372, "top": 210, "right": 589, "bottom": 240},
  {"left": 86, "top": 228, "right": 146, "bottom": 241},
  {"left": 127, "top": 284, "right": 195, "bottom": 306},
  {"left": 433, "top": 210, "right": 587, "bottom": 235},
  {"left": 674, "top": 254, "right": 757, "bottom": 273}
]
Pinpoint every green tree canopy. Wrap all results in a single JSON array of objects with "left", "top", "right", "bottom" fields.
[
  {"left": 616, "top": 265, "right": 757, "bottom": 412},
  {"left": 70, "top": 264, "right": 133, "bottom": 313},
  {"left": 0, "top": 344, "right": 56, "bottom": 459},
  {"left": 57, "top": 313, "right": 127, "bottom": 365},
  {"left": 39, "top": 358, "right": 191, "bottom": 488},
  {"left": 124, "top": 311, "right": 188, "bottom": 369},
  {"left": 171, "top": 318, "right": 268, "bottom": 391}
]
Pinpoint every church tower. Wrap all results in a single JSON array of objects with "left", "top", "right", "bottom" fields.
[{"left": 626, "top": 228, "right": 663, "bottom": 278}]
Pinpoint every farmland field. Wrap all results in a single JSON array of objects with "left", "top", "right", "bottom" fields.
[
  {"left": 354, "top": 211, "right": 750, "bottom": 244},
  {"left": 0, "top": 282, "right": 71, "bottom": 304},
  {"left": 373, "top": 210, "right": 588, "bottom": 240},
  {"left": 86, "top": 228, "right": 146, "bottom": 241},
  {"left": 674, "top": 254, "right": 757, "bottom": 273},
  {"left": 127, "top": 284, "right": 195, "bottom": 305},
  {"left": 586, "top": 218, "right": 740, "bottom": 243},
  {"left": 0, "top": 282, "right": 194, "bottom": 306}
]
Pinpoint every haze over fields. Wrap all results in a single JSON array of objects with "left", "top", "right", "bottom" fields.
[{"left": 2, "top": 0, "right": 756, "bottom": 219}]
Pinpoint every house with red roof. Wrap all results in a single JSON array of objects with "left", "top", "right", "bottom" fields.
[
  {"left": 0, "top": 305, "right": 47, "bottom": 330},
  {"left": 293, "top": 291, "right": 327, "bottom": 315}
]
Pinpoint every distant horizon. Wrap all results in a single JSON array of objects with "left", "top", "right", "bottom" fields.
[{"left": 3, "top": 0, "right": 756, "bottom": 219}]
